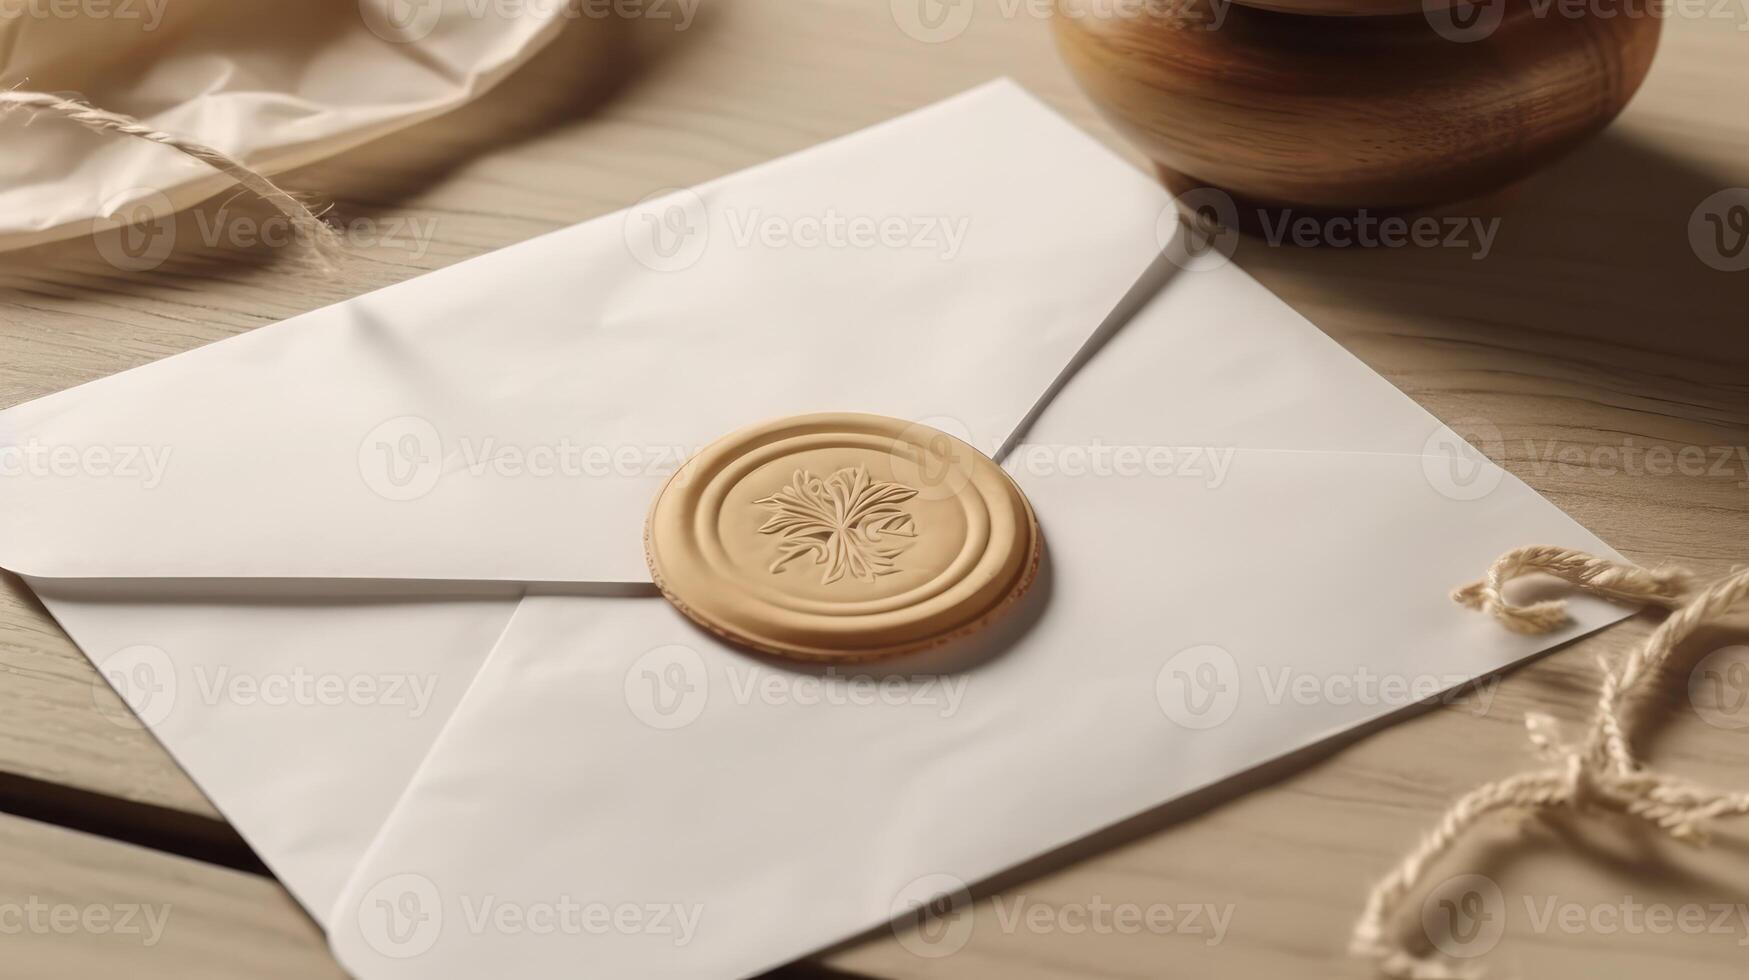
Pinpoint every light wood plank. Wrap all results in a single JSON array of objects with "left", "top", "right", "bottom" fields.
[
  {"left": 0, "top": 573, "right": 220, "bottom": 819},
  {"left": 0, "top": 811, "right": 345, "bottom": 979}
]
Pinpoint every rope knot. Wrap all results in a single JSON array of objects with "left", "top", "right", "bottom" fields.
[
  {"left": 1356, "top": 549, "right": 1749, "bottom": 979},
  {"left": 1524, "top": 712, "right": 1602, "bottom": 812}
]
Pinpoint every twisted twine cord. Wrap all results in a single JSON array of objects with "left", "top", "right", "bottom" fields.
[
  {"left": 1450, "top": 544, "right": 1693, "bottom": 634},
  {"left": 0, "top": 90, "right": 338, "bottom": 260},
  {"left": 1352, "top": 545, "right": 1749, "bottom": 978}
]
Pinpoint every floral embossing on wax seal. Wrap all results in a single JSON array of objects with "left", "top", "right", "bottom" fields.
[
  {"left": 754, "top": 466, "right": 918, "bottom": 584},
  {"left": 644, "top": 413, "right": 1039, "bottom": 662}
]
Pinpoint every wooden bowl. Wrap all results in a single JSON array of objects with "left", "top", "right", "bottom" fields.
[
  {"left": 1053, "top": 0, "right": 1661, "bottom": 211},
  {"left": 1215, "top": 0, "right": 1443, "bottom": 15}
]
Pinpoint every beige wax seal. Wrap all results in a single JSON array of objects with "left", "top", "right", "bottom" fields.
[{"left": 645, "top": 413, "right": 1041, "bottom": 662}]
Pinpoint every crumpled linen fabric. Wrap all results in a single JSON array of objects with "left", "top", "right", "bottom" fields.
[{"left": 0, "top": 0, "right": 565, "bottom": 251}]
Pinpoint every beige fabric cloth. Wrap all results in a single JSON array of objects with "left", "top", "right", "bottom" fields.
[{"left": 0, "top": 0, "right": 567, "bottom": 251}]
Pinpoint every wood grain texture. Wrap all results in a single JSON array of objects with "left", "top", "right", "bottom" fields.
[
  {"left": 1218, "top": 0, "right": 1448, "bottom": 15},
  {"left": 1054, "top": 0, "right": 1662, "bottom": 208},
  {"left": 0, "top": 573, "right": 220, "bottom": 820},
  {"left": 0, "top": 1, "right": 1746, "bottom": 977},
  {"left": 0, "top": 811, "right": 344, "bottom": 979}
]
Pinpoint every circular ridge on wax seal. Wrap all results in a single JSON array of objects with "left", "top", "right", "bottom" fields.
[{"left": 644, "top": 413, "right": 1041, "bottom": 662}]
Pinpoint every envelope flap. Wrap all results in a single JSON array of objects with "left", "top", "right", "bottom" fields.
[
  {"left": 1033, "top": 262, "right": 1454, "bottom": 456},
  {"left": 0, "top": 81, "right": 1169, "bottom": 583}
]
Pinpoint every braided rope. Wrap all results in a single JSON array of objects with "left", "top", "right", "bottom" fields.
[{"left": 1353, "top": 546, "right": 1749, "bottom": 977}]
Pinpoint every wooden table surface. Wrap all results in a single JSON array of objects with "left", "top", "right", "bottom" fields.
[{"left": 3, "top": 2, "right": 1747, "bottom": 978}]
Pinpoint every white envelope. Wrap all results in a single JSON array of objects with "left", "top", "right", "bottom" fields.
[
  {"left": 0, "top": 80, "right": 1631, "bottom": 979},
  {"left": 0, "top": 81, "right": 1170, "bottom": 921},
  {"left": 322, "top": 260, "right": 1631, "bottom": 980}
]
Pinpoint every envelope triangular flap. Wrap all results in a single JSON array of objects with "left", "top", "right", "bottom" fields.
[
  {"left": 1023, "top": 260, "right": 1462, "bottom": 458},
  {"left": 0, "top": 80, "right": 1168, "bottom": 584}
]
